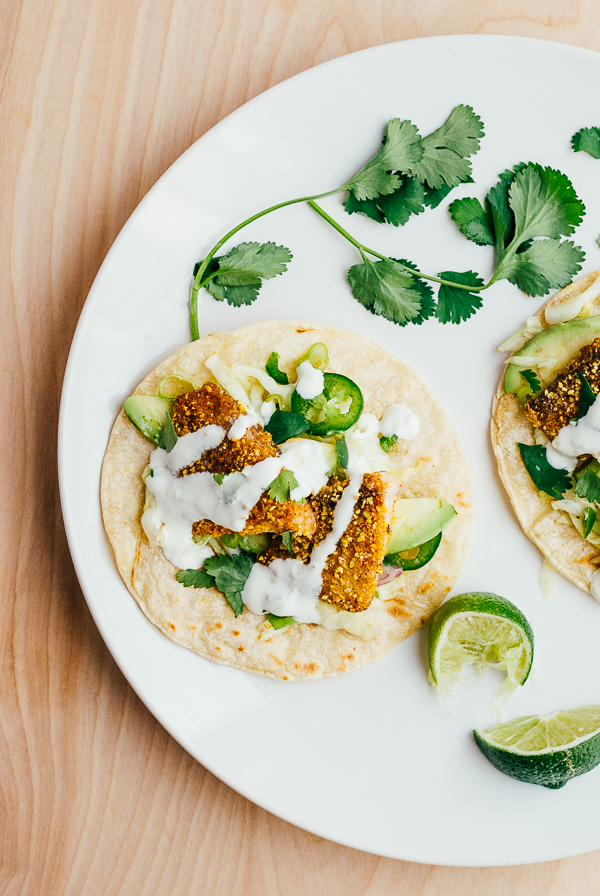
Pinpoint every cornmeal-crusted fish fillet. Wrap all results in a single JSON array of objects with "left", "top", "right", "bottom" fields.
[
  {"left": 172, "top": 383, "right": 280, "bottom": 475},
  {"left": 192, "top": 495, "right": 316, "bottom": 539},
  {"left": 172, "top": 382, "right": 315, "bottom": 537},
  {"left": 526, "top": 338, "right": 600, "bottom": 439},
  {"left": 321, "top": 472, "right": 399, "bottom": 612},
  {"left": 261, "top": 472, "right": 399, "bottom": 612}
]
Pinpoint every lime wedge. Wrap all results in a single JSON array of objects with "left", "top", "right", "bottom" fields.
[
  {"left": 474, "top": 706, "right": 600, "bottom": 788},
  {"left": 428, "top": 592, "right": 534, "bottom": 698}
]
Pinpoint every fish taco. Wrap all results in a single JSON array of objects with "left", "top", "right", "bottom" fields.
[
  {"left": 492, "top": 271, "right": 600, "bottom": 598},
  {"left": 101, "top": 321, "right": 471, "bottom": 679}
]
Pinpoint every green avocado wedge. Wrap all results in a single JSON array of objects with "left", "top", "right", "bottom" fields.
[
  {"left": 505, "top": 315, "right": 600, "bottom": 394},
  {"left": 385, "top": 497, "right": 456, "bottom": 555},
  {"left": 124, "top": 395, "right": 173, "bottom": 444}
]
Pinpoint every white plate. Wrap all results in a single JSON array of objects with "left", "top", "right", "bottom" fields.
[{"left": 59, "top": 35, "right": 600, "bottom": 866}]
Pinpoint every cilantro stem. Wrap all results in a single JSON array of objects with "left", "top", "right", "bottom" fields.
[
  {"left": 307, "top": 201, "right": 490, "bottom": 293},
  {"left": 190, "top": 189, "right": 341, "bottom": 339}
]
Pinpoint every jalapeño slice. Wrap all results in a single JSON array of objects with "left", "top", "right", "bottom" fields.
[
  {"left": 384, "top": 532, "right": 442, "bottom": 571},
  {"left": 290, "top": 372, "right": 363, "bottom": 436}
]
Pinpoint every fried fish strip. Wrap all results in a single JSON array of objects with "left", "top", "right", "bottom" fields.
[
  {"left": 526, "top": 338, "right": 600, "bottom": 439},
  {"left": 173, "top": 383, "right": 314, "bottom": 536},
  {"left": 261, "top": 473, "right": 399, "bottom": 612}
]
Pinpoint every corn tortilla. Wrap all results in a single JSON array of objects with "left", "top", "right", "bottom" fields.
[
  {"left": 492, "top": 273, "right": 600, "bottom": 594},
  {"left": 101, "top": 321, "right": 471, "bottom": 679}
]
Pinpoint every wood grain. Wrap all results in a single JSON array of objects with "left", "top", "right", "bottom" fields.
[{"left": 3, "top": 1, "right": 600, "bottom": 892}]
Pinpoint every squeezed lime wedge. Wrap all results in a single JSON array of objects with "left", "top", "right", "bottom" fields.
[
  {"left": 474, "top": 706, "right": 600, "bottom": 788},
  {"left": 428, "top": 592, "right": 534, "bottom": 698}
]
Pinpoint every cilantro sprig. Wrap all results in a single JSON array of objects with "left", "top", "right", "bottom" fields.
[
  {"left": 176, "top": 550, "right": 255, "bottom": 617},
  {"left": 189, "top": 108, "right": 586, "bottom": 337},
  {"left": 449, "top": 163, "right": 585, "bottom": 298},
  {"left": 344, "top": 105, "right": 483, "bottom": 226}
]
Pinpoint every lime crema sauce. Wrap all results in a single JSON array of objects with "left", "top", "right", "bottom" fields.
[
  {"left": 142, "top": 426, "right": 330, "bottom": 574},
  {"left": 546, "top": 395, "right": 600, "bottom": 472}
]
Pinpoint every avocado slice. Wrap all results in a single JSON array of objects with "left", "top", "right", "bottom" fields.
[
  {"left": 123, "top": 395, "right": 172, "bottom": 444},
  {"left": 505, "top": 316, "right": 600, "bottom": 394},
  {"left": 385, "top": 497, "right": 456, "bottom": 555}
]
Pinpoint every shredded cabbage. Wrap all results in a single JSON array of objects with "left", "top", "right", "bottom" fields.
[
  {"left": 205, "top": 354, "right": 255, "bottom": 409},
  {"left": 232, "top": 362, "right": 294, "bottom": 405},
  {"left": 496, "top": 318, "right": 544, "bottom": 353},
  {"left": 540, "top": 558, "right": 558, "bottom": 599}
]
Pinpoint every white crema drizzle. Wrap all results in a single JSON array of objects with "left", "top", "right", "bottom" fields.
[
  {"left": 142, "top": 424, "right": 330, "bottom": 572},
  {"left": 241, "top": 474, "right": 364, "bottom": 623}
]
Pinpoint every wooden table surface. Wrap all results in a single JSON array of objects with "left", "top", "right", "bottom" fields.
[{"left": 4, "top": 1, "right": 600, "bottom": 893}]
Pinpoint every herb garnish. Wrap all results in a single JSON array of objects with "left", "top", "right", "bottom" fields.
[
  {"left": 344, "top": 106, "right": 483, "bottom": 225},
  {"left": 450, "top": 163, "right": 585, "bottom": 297},
  {"left": 572, "top": 127, "right": 600, "bottom": 159},
  {"left": 193, "top": 242, "right": 292, "bottom": 307},
  {"left": 268, "top": 470, "right": 300, "bottom": 503},
  {"left": 265, "top": 410, "right": 310, "bottom": 444},
  {"left": 281, "top": 531, "right": 295, "bottom": 555},
  {"left": 518, "top": 443, "right": 572, "bottom": 499},
  {"left": 521, "top": 369, "right": 541, "bottom": 394},
  {"left": 157, "top": 414, "right": 178, "bottom": 452},
  {"left": 265, "top": 613, "right": 297, "bottom": 631},
  {"left": 176, "top": 551, "right": 255, "bottom": 617},
  {"left": 576, "top": 372, "right": 596, "bottom": 419},
  {"left": 189, "top": 110, "right": 585, "bottom": 339},
  {"left": 574, "top": 467, "right": 600, "bottom": 504},
  {"left": 379, "top": 434, "right": 398, "bottom": 453}
]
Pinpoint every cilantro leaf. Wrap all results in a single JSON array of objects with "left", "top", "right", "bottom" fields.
[
  {"left": 342, "top": 192, "right": 386, "bottom": 223},
  {"left": 583, "top": 506, "right": 597, "bottom": 538},
  {"left": 347, "top": 257, "right": 423, "bottom": 325},
  {"left": 498, "top": 238, "right": 584, "bottom": 297},
  {"left": 575, "top": 467, "right": 600, "bottom": 504},
  {"left": 265, "top": 410, "right": 310, "bottom": 444},
  {"left": 410, "top": 105, "right": 484, "bottom": 189},
  {"left": 392, "top": 259, "right": 436, "bottom": 325},
  {"left": 449, "top": 196, "right": 495, "bottom": 246},
  {"left": 176, "top": 569, "right": 216, "bottom": 589},
  {"left": 281, "top": 531, "right": 295, "bottom": 555},
  {"left": 336, "top": 435, "right": 349, "bottom": 468},
  {"left": 521, "top": 369, "right": 541, "bottom": 393},
  {"left": 508, "top": 165, "right": 585, "bottom": 242},
  {"left": 157, "top": 414, "right": 178, "bottom": 452},
  {"left": 268, "top": 469, "right": 299, "bottom": 503},
  {"left": 577, "top": 372, "right": 596, "bottom": 418},
  {"left": 455, "top": 163, "right": 586, "bottom": 298},
  {"left": 345, "top": 177, "right": 426, "bottom": 227},
  {"left": 265, "top": 613, "right": 297, "bottom": 630},
  {"left": 423, "top": 181, "right": 456, "bottom": 209},
  {"left": 345, "top": 119, "right": 423, "bottom": 201},
  {"left": 518, "top": 443, "right": 572, "bottom": 499},
  {"left": 265, "top": 352, "right": 289, "bottom": 385},
  {"left": 380, "top": 434, "right": 398, "bottom": 453},
  {"left": 435, "top": 271, "right": 484, "bottom": 324},
  {"left": 373, "top": 177, "right": 425, "bottom": 227},
  {"left": 343, "top": 107, "right": 482, "bottom": 226},
  {"left": 203, "top": 551, "right": 255, "bottom": 617},
  {"left": 213, "top": 473, "right": 225, "bottom": 485},
  {"left": 572, "top": 127, "right": 600, "bottom": 159},
  {"left": 215, "top": 242, "right": 292, "bottom": 281},
  {"left": 198, "top": 242, "right": 292, "bottom": 307}
]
